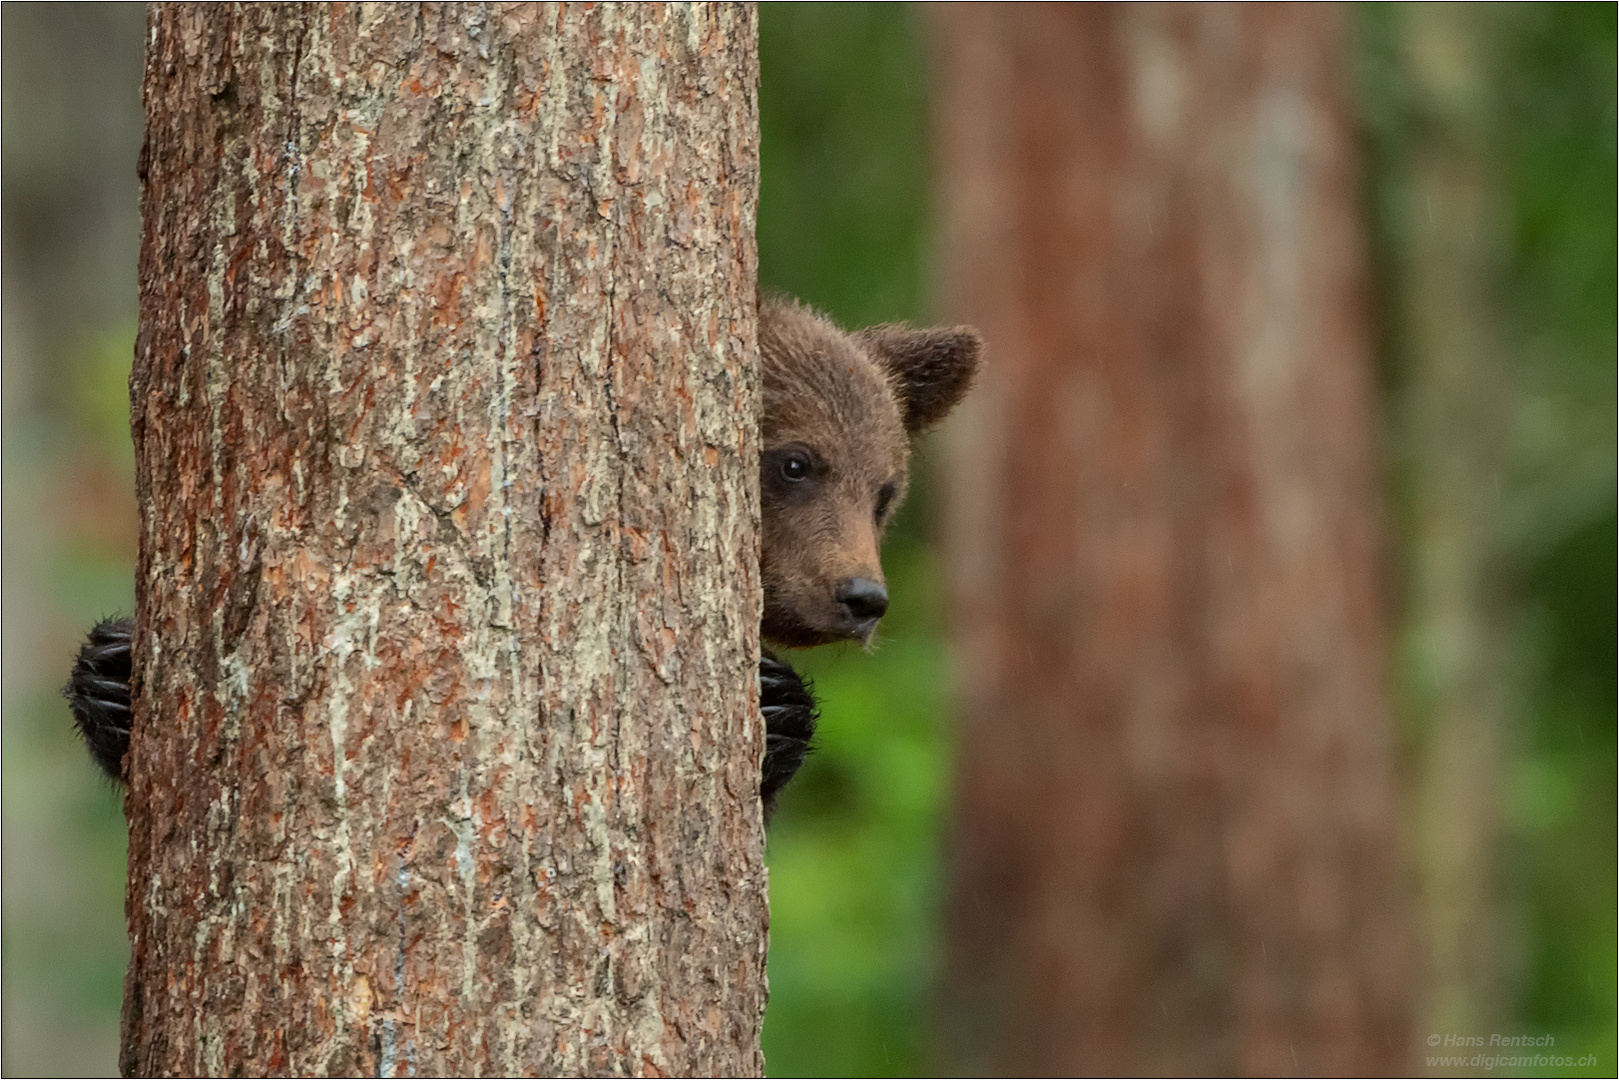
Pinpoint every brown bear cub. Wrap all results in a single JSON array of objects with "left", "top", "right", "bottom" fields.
[
  {"left": 754, "top": 298, "right": 979, "bottom": 816},
  {"left": 65, "top": 298, "right": 980, "bottom": 820}
]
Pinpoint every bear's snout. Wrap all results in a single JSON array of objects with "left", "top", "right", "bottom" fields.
[{"left": 834, "top": 577, "right": 889, "bottom": 628}]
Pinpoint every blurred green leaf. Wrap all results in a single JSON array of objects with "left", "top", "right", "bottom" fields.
[{"left": 69, "top": 323, "right": 136, "bottom": 457}]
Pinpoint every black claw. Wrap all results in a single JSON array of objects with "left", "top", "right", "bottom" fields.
[
  {"left": 64, "top": 616, "right": 134, "bottom": 783},
  {"left": 759, "top": 650, "right": 818, "bottom": 822}
]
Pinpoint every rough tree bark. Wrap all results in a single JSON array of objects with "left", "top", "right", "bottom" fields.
[
  {"left": 126, "top": 5, "right": 765, "bottom": 1076},
  {"left": 932, "top": 6, "right": 1412, "bottom": 1075}
]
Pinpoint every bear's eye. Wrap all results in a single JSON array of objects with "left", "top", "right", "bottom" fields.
[
  {"left": 874, "top": 482, "right": 897, "bottom": 522},
  {"left": 764, "top": 444, "right": 822, "bottom": 495}
]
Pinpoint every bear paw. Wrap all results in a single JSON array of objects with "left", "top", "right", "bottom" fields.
[
  {"left": 759, "top": 651, "right": 818, "bottom": 821},
  {"left": 64, "top": 616, "right": 133, "bottom": 782}
]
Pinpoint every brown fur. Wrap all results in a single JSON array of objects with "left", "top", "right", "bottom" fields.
[{"left": 758, "top": 298, "right": 980, "bottom": 648}]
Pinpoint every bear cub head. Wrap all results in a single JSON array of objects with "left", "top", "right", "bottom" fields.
[{"left": 759, "top": 297, "right": 980, "bottom": 649}]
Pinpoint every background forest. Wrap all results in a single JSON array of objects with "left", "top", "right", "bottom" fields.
[{"left": 2, "top": 5, "right": 1612, "bottom": 1077}]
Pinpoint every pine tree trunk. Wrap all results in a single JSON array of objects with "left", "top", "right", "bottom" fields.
[
  {"left": 124, "top": 6, "right": 765, "bottom": 1075},
  {"left": 931, "top": 6, "right": 1413, "bottom": 1074}
]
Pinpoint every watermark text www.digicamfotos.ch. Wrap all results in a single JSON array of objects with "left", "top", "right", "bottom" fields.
[{"left": 1424, "top": 1032, "right": 1600, "bottom": 1073}]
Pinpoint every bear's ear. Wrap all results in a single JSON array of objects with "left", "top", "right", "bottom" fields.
[{"left": 860, "top": 324, "right": 982, "bottom": 435}]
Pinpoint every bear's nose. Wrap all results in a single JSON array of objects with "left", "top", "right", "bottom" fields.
[{"left": 835, "top": 577, "right": 889, "bottom": 622}]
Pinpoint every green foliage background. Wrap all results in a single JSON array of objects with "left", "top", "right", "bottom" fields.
[
  {"left": 1357, "top": 4, "right": 1616, "bottom": 1071},
  {"left": 1471, "top": 8, "right": 1616, "bottom": 1062},
  {"left": 754, "top": 5, "right": 1615, "bottom": 1076},
  {"left": 0, "top": 5, "right": 1611, "bottom": 1077}
]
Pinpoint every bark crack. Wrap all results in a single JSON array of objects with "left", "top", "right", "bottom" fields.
[{"left": 283, "top": 18, "right": 307, "bottom": 307}]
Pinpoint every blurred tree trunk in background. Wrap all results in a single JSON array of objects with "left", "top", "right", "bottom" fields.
[
  {"left": 125, "top": 6, "right": 764, "bottom": 1075},
  {"left": 932, "top": 6, "right": 1412, "bottom": 1075},
  {"left": 1390, "top": 4, "right": 1514, "bottom": 1042}
]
